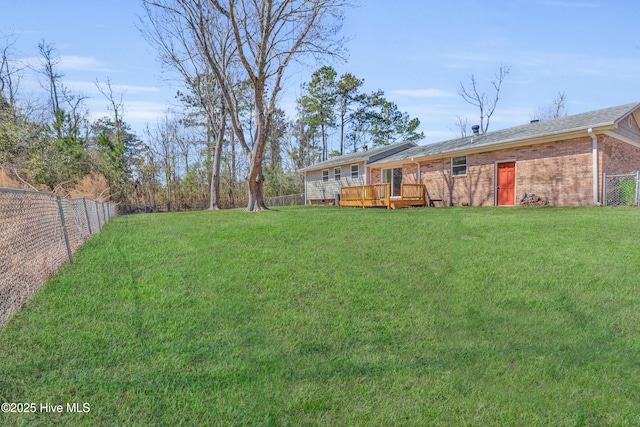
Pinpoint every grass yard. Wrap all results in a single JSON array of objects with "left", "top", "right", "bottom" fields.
[{"left": 1, "top": 206, "right": 640, "bottom": 425}]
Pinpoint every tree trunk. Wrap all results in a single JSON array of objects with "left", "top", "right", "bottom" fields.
[
  {"left": 245, "top": 144, "right": 268, "bottom": 212},
  {"left": 209, "top": 143, "right": 223, "bottom": 210},
  {"left": 246, "top": 166, "right": 267, "bottom": 212},
  {"left": 209, "top": 108, "right": 226, "bottom": 210},
  {"left": 321, "top": 122, "right": 327, "bottom": 161},
  {"left": 245, "top": 119, "right": 268, "bottom": 212},
  {"left": 227, "top": 131, "right": 235, "bottom": 207},
  {"left": 166, "top": 172, "right": 171, "bottom": 211},
  {"left": 340, "top": 112, "right": 345, "bottom": 155}
]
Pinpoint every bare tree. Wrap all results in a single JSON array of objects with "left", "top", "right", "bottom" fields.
[
  {"left": 62, "top": 88, "right": 90, "bottom": 140},
  {"left": 458, "top": 63, "right": 510, "bottom": 134},
  {"left": 533, "top": 91, "right": 567, "bottom": 121},
  {"left": 37, "top": 40, "right": 63, "bottom": 126},
  {"left": 454, "top": 115, "right": 469, "bottom": 138},
  {"left": 147, "top": 115, "right": 180, "bottom": 211},
  {"left": 142, "top": 0, "right": 349, "bottom": 212},
  {"left": 0, "top": 34, "right": 23, "bottom": 108},
  {"left": 35, "top": 40, "right": 90, "bottom": 141},
  {"left": 95, "top": 78, "right": 125, "bottom": 144},
  {"left": 141, "top": 1, "right": 235, "bottom": 210}
]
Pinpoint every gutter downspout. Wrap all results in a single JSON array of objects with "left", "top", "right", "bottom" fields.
[
  {"left": 303, "top": 171, "right": 307, "bottom": 205},
  {"left": 588, "top": 128, "right": 602, "bottom": 206},
  {"left": 410, "top": 157, "right": 421, "bottom": 185},
  {"left": 411, "top": 157, "right": 424, "bottom": 204}
]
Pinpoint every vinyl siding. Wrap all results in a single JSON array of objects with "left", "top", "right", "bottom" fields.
[{"left": 305, "top": 163, "right": 365, "bottom": 202}]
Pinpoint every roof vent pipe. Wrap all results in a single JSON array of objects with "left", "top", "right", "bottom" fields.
[{"left": 471, "top": 125, "right": 480, "bottom": 136}]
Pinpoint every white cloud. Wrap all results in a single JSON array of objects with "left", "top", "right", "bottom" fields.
[
  {"left": 393, "top": 89, "right": 454, "bottom": 98},
  {"left": 18, "top": 55, "right": 42, "bottom": 70},
  {"left": 18, "top": 54, "right": 113, "bottom": 73},
  {"left": 59, "top": 55, "right": 112, "bottom": 72},
  {"left": 121, "top": 101, "right": 171, "bottom": 122},
  {"left": 86, "top": 99, "right": 170, "bottom": 134},
  {"left": 65, "top": 80, "right": 161, "bottom": 95},
  {"left": 110, "top": 84, "right": 161, "bottom": 94}
]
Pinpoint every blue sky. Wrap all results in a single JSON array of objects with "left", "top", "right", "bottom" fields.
[{"left": 2, "top": 0, "right": 639, "bottom": 147}]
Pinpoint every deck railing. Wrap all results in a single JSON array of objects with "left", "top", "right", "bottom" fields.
[
  {"left": 339, "top": 183, "right": 428, "bottom": 208},
  {"left": 340, "top": 183, "right": 390, "bottom": 207},
  {"left": 400, "top": 183, "right": 424, "bottom": 200}
]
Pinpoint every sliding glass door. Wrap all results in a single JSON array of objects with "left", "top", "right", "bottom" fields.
[{"left": 382, "top": 167, "right": 402, "bottom": 197}]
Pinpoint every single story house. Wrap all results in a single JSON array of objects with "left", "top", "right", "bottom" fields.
[
  {"left": 299, "top": 141, "right": 417, "bottom": 205},
  {"left": 300, "top": 102, "right": 640, "bottom": 207}
]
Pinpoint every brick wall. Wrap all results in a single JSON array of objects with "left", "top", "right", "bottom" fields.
[
  {"left": 601, "top": 135, "right": 640, "bottom": 176},
  {"left": 508, "top": 137, "right": 594, "bottom": 206},
  {"left": 368, "top": 136, "right": 640, "bottom": 207},
  {"left": 403, "top": 165, "right": 418, "bottom": 183},
  {"left": 369, "top": 165, "right": 419, "bottom": 185},
  {"left": 372, "top": 137, "right": 599, "bottom": 206},
  {"left": 370, "top": 168, "right": 381, "bottom": 184}
]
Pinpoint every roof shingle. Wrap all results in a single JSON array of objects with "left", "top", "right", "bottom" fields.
[
  {"left": 373, "top": 102, "right": 640, "bottom": 163},
  {"left": 298, "top": 140, "right": 417, "bottom": 172}
]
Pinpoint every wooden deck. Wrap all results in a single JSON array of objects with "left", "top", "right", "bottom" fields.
[{"left": 339, "top": 183, "right": 427, "bottom": 209}]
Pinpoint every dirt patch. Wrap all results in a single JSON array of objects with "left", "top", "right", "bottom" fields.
[
  {"left": 68, "top": 174, "right": 110, "bottom": 200},
  {"left": 0, "top": 169, "right": 23, "bottom": 189}
]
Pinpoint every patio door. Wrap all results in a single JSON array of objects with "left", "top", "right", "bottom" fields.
[
  {"left": 382, "top": 167, "right": 402, "bottom": 197},
  {"left": 497, "top": 161, "right": 515, "bottom": 206}
]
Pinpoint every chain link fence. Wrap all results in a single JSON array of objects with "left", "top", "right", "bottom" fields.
[
  {"left": 0, "top": 188, "right": 116, "bottom": 327},
  {"left": 603, "top": 172, "right": 640, "bottom": 207},
  {"left": 265, "top": 193, "right": 305, "bottom": 207}
]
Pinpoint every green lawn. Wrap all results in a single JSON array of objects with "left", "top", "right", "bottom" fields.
[{"left": 1, "top": 206, "right": 640, "bottom": 426}]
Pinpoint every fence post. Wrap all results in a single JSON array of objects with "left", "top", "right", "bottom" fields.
[
  {"left": 636, "top": 171, "right": 640, "bottom": 208},
  {"left": 602, "top": 173, "right": 607, "bottom": 207},
  {"left": 82, "top": 197, "right": 93, "bottom": 235},
  {"left": 56, "top": 196, "right": 73, "bottom": 264},
  {"left": 95, "top": 200, "right": 102, "bottom": 232}
]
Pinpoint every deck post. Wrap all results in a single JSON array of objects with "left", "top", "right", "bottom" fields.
[{"left": 386, "top": 183, "right": 390, "bottom": 209}]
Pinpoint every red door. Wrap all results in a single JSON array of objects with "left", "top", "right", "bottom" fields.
[{"left": 497, "top": 162, "right": 515, "bottom": 206}]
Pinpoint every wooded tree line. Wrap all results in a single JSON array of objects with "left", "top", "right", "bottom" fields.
[
  {"left": 1, "top": 0, "right": 425, "bottom": 212},
  {"left": 0, "top": 37, "right": 137, "bottom": 201}
]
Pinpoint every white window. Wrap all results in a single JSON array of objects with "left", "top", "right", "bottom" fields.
[
  {"left": 452, "top": 156, "right": 467, "bottom": 176},
  {"left": 334, "top": 167, "right": 341, "bottom": 180},
  {"left": 322, "top": 169, "right": 329, "bottom": 182},
  {"left": 351, "top": 164, "right": 359, "bottom": 178}
]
